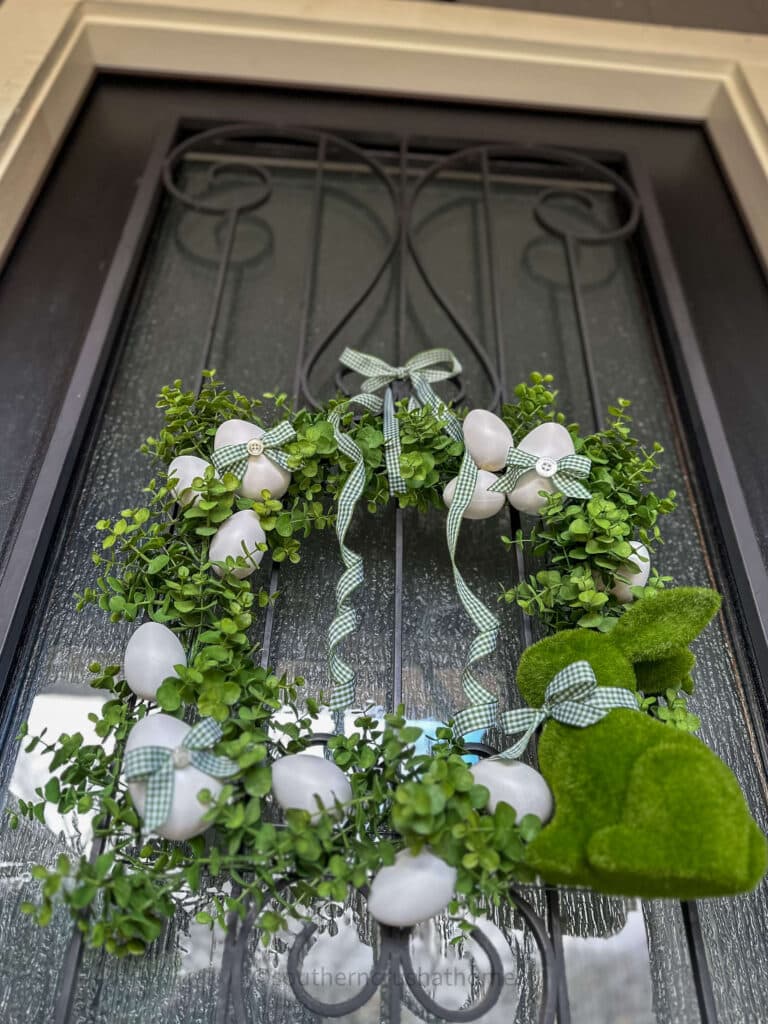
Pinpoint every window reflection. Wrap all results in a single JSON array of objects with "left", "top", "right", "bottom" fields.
[{"left": 10, "top": 692, "right": 110, "bottom": 853}]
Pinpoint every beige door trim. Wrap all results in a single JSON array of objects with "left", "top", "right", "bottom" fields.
[{"left": 1, "top": 0, "right": 768, "bottom": 267}]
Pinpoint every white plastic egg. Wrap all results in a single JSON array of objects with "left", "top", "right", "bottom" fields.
[
  {"left": 167, "top": 455, "right": 212, "bottom": 506},
  {"left": 123, "top": 621, "right": 186, "bottom": 701},
  {"left": 506, "top": 422, "right": 575, "bottom": 516},
  {"left": 471, "top": 757, "right": 554, "bottom": 822},
  {"left": 271, "top": 753, "right": 352, "bottom": 822},
  {"left": 462, "top": 410, "right": 513, "bottom": 472},
  {"left": 368, "top": 849, "right": 457, "bottom": 928},
  {"left": 208, "top": 510, "right": 266, "bottom": 579},
  {"left": 214, "top": 419, "right": 291, "bottom": 500},
  {"left": 443, "top": 469, "right": 506, "bottom": 520},
  {"left": 610, "top": 540, "right": 651, "bottom": 604},
  {"left": 124, "top": 714, "right": 223, "bottom": 841}
]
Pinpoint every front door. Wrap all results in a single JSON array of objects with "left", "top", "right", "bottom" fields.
[{"left": 0, "top": 76, "right": 766, "bottom": 1024}]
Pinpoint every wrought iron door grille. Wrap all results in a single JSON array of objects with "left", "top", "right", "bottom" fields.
[{"left": 0, "top": 118, "right": 765, "bottom": 1024}]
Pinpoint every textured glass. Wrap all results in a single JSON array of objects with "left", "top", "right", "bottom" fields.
[{"left": 0, "top": 138, "right": 765, "bottom": 1024}]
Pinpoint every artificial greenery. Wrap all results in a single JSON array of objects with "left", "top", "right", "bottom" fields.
[
  {"left": 500, "top": 374, "right": 676, "bottom": 632},
  {"left": 13, "top": 373, "right": 530, "bottom": 957},
  {"left": 515, "top": 588, "right": 767, "bottom": 897},
  {"left": 637, "top": 690, "right": 701, "bottom": 733},
  {"left": 14, "top": 366, "right": 752, "bottom": 958},
  {"left": 146, "top": 372, "right": 464, "bottom": 567},
  {"left": 17, "top": 711, "right": 539, "bottom": 955},
  {"left": 140, "top": 371, "right": 676, "bottom": 631}
]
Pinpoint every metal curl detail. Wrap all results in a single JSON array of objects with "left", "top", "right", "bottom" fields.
[
  {"left": 157, "top": 129, "right": 644, "bottom": 416},
  {"left": 221, "top": 736, "right": 556, "bottom": 1022},
  {"left": 407, "top": 142, "right": 641, "bottom": 411},
  {"left": 399, "top": 922, "right": 505, "bottom": 1021},
  {"left": 281, "top": 892, "right": 555, "bottom": 1024},
  {"left": 295, "top": 138, "right": 400, "bottom": 410},
  {"left": 161, "top": 124, "right": 402, "bottom": 409},
  {"left": 163, "top": 124, "right": 275, "bottom": 215},
  {"left": 407, "top": 184, "right": 502, "bottom": 412},
  {"left": 534, "top": 179, "right": 640, "bottom": 245}
]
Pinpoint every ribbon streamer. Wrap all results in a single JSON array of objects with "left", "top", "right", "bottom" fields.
[
  {"left": 448, "top": 450, "right": 501, "bottom": 738},
  {"left": 382, "top": 388, "right": 405, "bottom": 495},
  {"left": 211, "top": 421, "right": 297, "bottom": 481},
  {"left": 498, "top": 660, "right": 638, "bottom": 760},
  {"left": 124, "top": 717, "right": 238, "bottom": 834},
  {"left": 489, "top": 449, "right": 592, "bottom": 500},
  {"left": 327, "top": 392, "right": 383, "bottom": 710},
  {"left": 327, "top": 348, "right": 463, "bottom": 710},
  {"left": 448, "top": 442, "right": 590, "bottom": 746}
]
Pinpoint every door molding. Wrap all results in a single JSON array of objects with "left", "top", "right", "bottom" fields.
[{"left": 1, "top": 0, "right": 768, "bottom": 270}]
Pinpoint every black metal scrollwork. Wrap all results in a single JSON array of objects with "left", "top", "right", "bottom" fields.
[
  {"left": 158, "top": 125, "right": 643, "bottom": 1024},
  {"left": 282, "top": 883, "right": 556, "bottom": 1024}
]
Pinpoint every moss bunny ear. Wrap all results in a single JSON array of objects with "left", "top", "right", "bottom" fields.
[
  {"left": 517, "top": 628, "right": 636, "bottom": 707},
  {"left": 611, "top": 588, "right": 721, "bottom": 664}
]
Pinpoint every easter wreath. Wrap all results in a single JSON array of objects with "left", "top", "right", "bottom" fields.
[{"left": 13, "top": 349, "right": 766, "bottom": 958}]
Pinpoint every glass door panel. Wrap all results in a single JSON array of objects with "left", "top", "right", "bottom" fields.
[{"left": 0, "top": 122, "right": 765, "bottom": 1024}]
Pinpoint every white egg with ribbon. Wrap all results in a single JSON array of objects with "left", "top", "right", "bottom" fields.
[
  {"left": 497, "top": 422, "right": 592, "bottom": 516},
  {"left": 442, "top": 469, "right": 506, "bottom": 520},
  {"left": 124, "top": 714, "right": 238, "bottom": 841},
  {"left": 212, "top": 418, "right": 294, "bottom": 500}
]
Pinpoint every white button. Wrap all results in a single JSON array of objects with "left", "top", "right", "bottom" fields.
[
  {"left": 247, "top": 438, "right": 264, "bottom": 457},
  {"left": 535, "top": 456, "right": 558, "bottom": 478},
  {"left": 172, "top": 747, "right": 191, "bottom": 769}
]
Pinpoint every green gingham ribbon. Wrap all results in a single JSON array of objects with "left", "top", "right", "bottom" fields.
[
  {"left": 327, "top": 392, "right": 382, "bottom": 709},
  {"left": 211, "top": 421, "right": 296, "bottom": 482},
  {"left": 123, "top": 718, "right": 238, "bottom": 835},
  {"left": 498, "top": 660, "right": 638, "bottom": 760},
  {"left": 341, "top": 347, "right": 464, "bottom": 459},
  {"left": 449, "top": 450, "right": 502, "bottom": 737},
  {"left": 382, "top": 387, "right": 404, "bottom": 494},
  {"left": 489, "top": 449, "right": 592, "bottom": 499},
  {"left": 327, "top": 348, "right": 463, "bottom": 710}
]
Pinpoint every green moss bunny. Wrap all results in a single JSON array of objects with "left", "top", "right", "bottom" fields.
[{"left": 516, "top": 588, "right": 767, "bottom": 897}]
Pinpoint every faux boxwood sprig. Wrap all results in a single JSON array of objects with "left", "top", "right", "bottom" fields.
[{"left": 500, "top": 374, "right": 676, "bottom": 632}]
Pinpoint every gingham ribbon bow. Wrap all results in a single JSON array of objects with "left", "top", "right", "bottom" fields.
[
  {"left": 327, "top": 348, "right": 463, "bottom": 711},
  {"left": 340, "top": 347, "right": 464, "bottom": 494},
  {"left": 211, "top": 421, "right": 296, "bottom": 482},
  {"left": 498, "top": 661, "right": 638, "bottom": 760},
  {"left": 123, "top": 718, "right": 238, "bottom": 834},
  {"left": 343, "top": 346, "right": 462, "bottom": 406},
  {"left": 449, "top": 450, "right": 502, "bottom": 738},
  {"left": 489, "top": 449, "right": 592, "bottom": 500}
]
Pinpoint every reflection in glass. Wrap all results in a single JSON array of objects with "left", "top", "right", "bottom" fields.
[{"left": 0, "top": 133, "right": 759, "bottom": 1023}]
